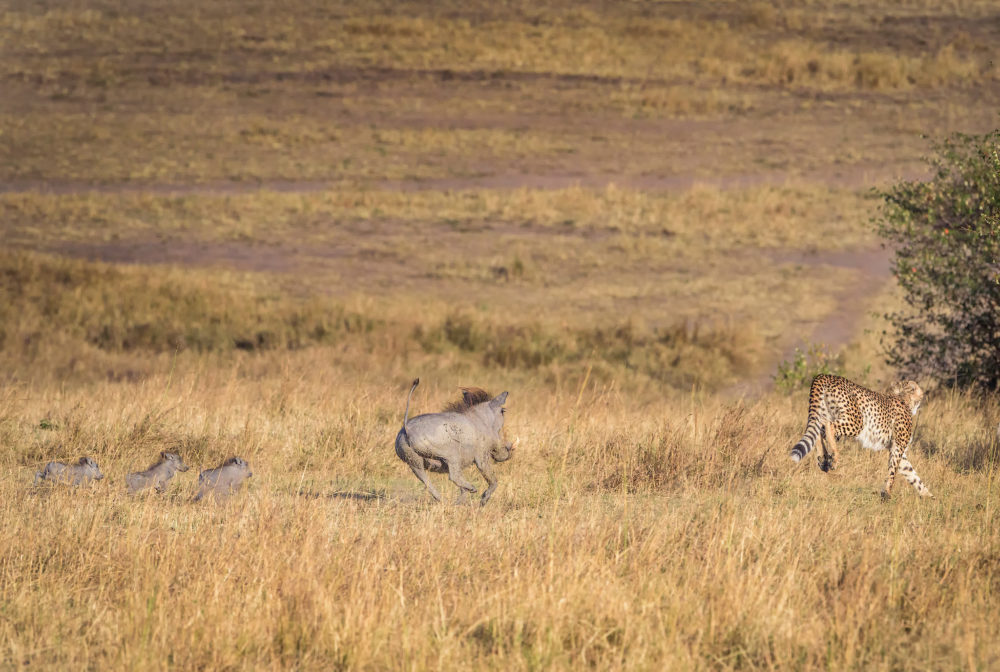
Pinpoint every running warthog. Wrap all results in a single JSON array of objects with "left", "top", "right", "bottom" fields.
[
  {"left": 34, "top": 456, "right": 104, "bottom": 486},
  {"left": 126, "top": 451, "right": 190, "bottom": 494},
  {"left": 192, "top": 456, "right": 253, "bottom": 501},
  {"left": 394, "top": 378, "right": 515, "bottom": 506}
]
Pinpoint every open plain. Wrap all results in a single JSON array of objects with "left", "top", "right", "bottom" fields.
[{"left": 2, "top": 0, "right": 1000, "bottom": 668}]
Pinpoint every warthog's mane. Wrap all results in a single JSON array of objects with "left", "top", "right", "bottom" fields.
[{"left": 442, "top": 387, "right": 492, "bottom": 414}]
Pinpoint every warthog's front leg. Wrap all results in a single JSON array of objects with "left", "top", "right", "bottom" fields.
[
  {"left": 446, "top": 461, "right": 478, "bottom": 496},
  {"left": 423, "top": 457, "right": 447, "bottom": 473},
  {"left": 474, "top": 455, "right": 498, "bottom": 506}
]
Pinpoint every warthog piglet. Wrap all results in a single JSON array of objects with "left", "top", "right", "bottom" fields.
[
  {"left": 34, "top": 456, "right": 104, "bottom": 486},
  {"left": 126, "top": 451, "right": 191, "bottom": 494},
  {"left": 192, "top": 456, "right": 253, "bottom": 501}
]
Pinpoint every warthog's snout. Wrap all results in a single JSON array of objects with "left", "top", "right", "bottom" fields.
[{"left": 491, "top": 439, "right": 516, "bottom": 463}]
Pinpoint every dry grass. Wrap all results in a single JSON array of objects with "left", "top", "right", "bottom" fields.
[
  {"left": 2, "top": 2, "right": 994, "bottom": 90},
  {"left": 3, "top": 0, "right": 1000, "bottom": 668},
  {"left": 1, "top": 184, "right": 878, "bottom": 251},
  {"left": 2, "top": 342, "right": 999, "bottom": 669},
  {"left": 3, "top": 0, "right": 999, "bottom": 186},
  {"left": 0, "top": 250, "right": 776, "bottom": 391},
  {"left": 2, "top": 252, "right": 998, "bottom": 669}
]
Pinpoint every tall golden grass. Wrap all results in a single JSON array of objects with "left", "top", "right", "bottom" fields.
[
  {"left": 3, "top": 339, "right": 999, "bottom": 669},
  {"left": 4, "top": 1, "right": 1000, "bottom": 667},
  {"left": 1, "top": 251, "right": 998, "bottom": 668}
]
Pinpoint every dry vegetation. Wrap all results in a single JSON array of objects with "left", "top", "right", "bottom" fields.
[
  {"left": 2, "top": 0, "right": 1000, "bottom": 669},
  {"left": 3, "top": 322, "right": 1000, "bottom": 669}
]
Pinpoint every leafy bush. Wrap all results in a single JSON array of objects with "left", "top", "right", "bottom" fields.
[
  {"left": 875, "top": 129, "right": 1000, "bottom": 390},
  {"left": 773, "top": 344, "right": 846, "bottom": 393}
]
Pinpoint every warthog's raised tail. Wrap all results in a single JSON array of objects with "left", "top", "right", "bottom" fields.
[{"left": 402, "top": 378, "right": 420, "bottom": 429}]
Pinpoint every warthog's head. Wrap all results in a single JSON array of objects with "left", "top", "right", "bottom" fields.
[
  {"left": 445, "top": 386, "right": 513, "bottom": 459},
  {"left": 162, "top": 451, "right": 190, "bottom": 472},
  {"left": 461, "top": 390, "right": 511, "bottom": 461},
  {"left": 889, "top": 380, "right": 923, "bottom": 416},
  {"left": 224, "top": 456, "right": 253, "bottom": 478},
  {"left": 79, "top": 456, "right": 104, "bottom": 480}
]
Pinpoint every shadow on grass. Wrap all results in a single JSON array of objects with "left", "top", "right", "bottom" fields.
[
  {"left": 295, "top": 489, "right": 386, "bottom": 502},
  {"left": 949, "top": 440, "right": 1000, "bottom": 473}
]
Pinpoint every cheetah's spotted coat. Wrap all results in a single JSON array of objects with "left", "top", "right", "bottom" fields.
[{"left": 790, "top": 374, "right": 932, "bottom": 498}]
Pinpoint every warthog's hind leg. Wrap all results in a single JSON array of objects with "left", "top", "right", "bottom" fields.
[
  {"left": 396, "top": 435, "right": 443, "bottom": 502},
  {"left": 474, "top": 455, "right": 498, "bottom": 506},
  {"left": 408, "top": 463, "right": 443, "bottom": 502}
]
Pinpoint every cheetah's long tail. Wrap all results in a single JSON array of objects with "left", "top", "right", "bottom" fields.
[{"left": 790, "top": 417, "right": 822, "bottom": 462}]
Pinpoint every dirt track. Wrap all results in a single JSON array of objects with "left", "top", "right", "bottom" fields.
[
  {"left": 4, "top": 162, "right": 904, "bottom": 397},
  {"left": 0, "top": 163, "right": 930, "bottom": 196}
]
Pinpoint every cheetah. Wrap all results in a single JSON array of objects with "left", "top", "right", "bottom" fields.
[{"left": 790, "top": 374, "right": 931, "bottom": 498}]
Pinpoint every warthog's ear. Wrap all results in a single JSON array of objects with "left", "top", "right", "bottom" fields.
[{"left": 490, "top": 391, "right": 509, "bottom": 409}]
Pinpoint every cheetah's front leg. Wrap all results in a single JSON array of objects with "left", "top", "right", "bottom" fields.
[{"left": 881, "top": 440, "right": 903, "bottom": 499}]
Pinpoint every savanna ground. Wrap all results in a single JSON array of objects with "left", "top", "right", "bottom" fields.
[{"left": 2, "top": 0, "right": 1000, "bottom": 668}]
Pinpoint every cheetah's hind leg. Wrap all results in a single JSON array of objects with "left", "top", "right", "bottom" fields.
[
  {"left": 899, "top": 452, "right": 933, "bottom": 498},
  {"left": 818, "top": 422, "right": 839, "bottom": 473}
]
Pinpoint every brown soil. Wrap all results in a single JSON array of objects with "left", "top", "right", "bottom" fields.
[
  {"left": 727, "top": 247, "right": 893, "bottom": 397},
  {"left": 0, "top": 163, "right": 931, "bottom": 197}
]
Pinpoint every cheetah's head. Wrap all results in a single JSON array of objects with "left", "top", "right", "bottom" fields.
[{"left": 889, "top": 380, "right": 923, "bottom": 416}]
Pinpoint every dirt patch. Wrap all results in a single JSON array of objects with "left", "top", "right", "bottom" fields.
[
  {"left": 727, "top": 246, "right": 894, "bottom": 398},
  {"left": 49, "top": 240, "right": 299, "bottom": 274},
  {"left": 769, "top": 247, "right": 892, "bottom": 352},
  {"left": 0, "top": 163, "right": 930, "bottom": 197}
]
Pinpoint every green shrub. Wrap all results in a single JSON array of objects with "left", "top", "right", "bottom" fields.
[
  {"left": 875, "top": 129, "right": 1000, "bottom": 389},
  {"left": 773, "top": 344, "right": 845, "bottom": 393}
]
